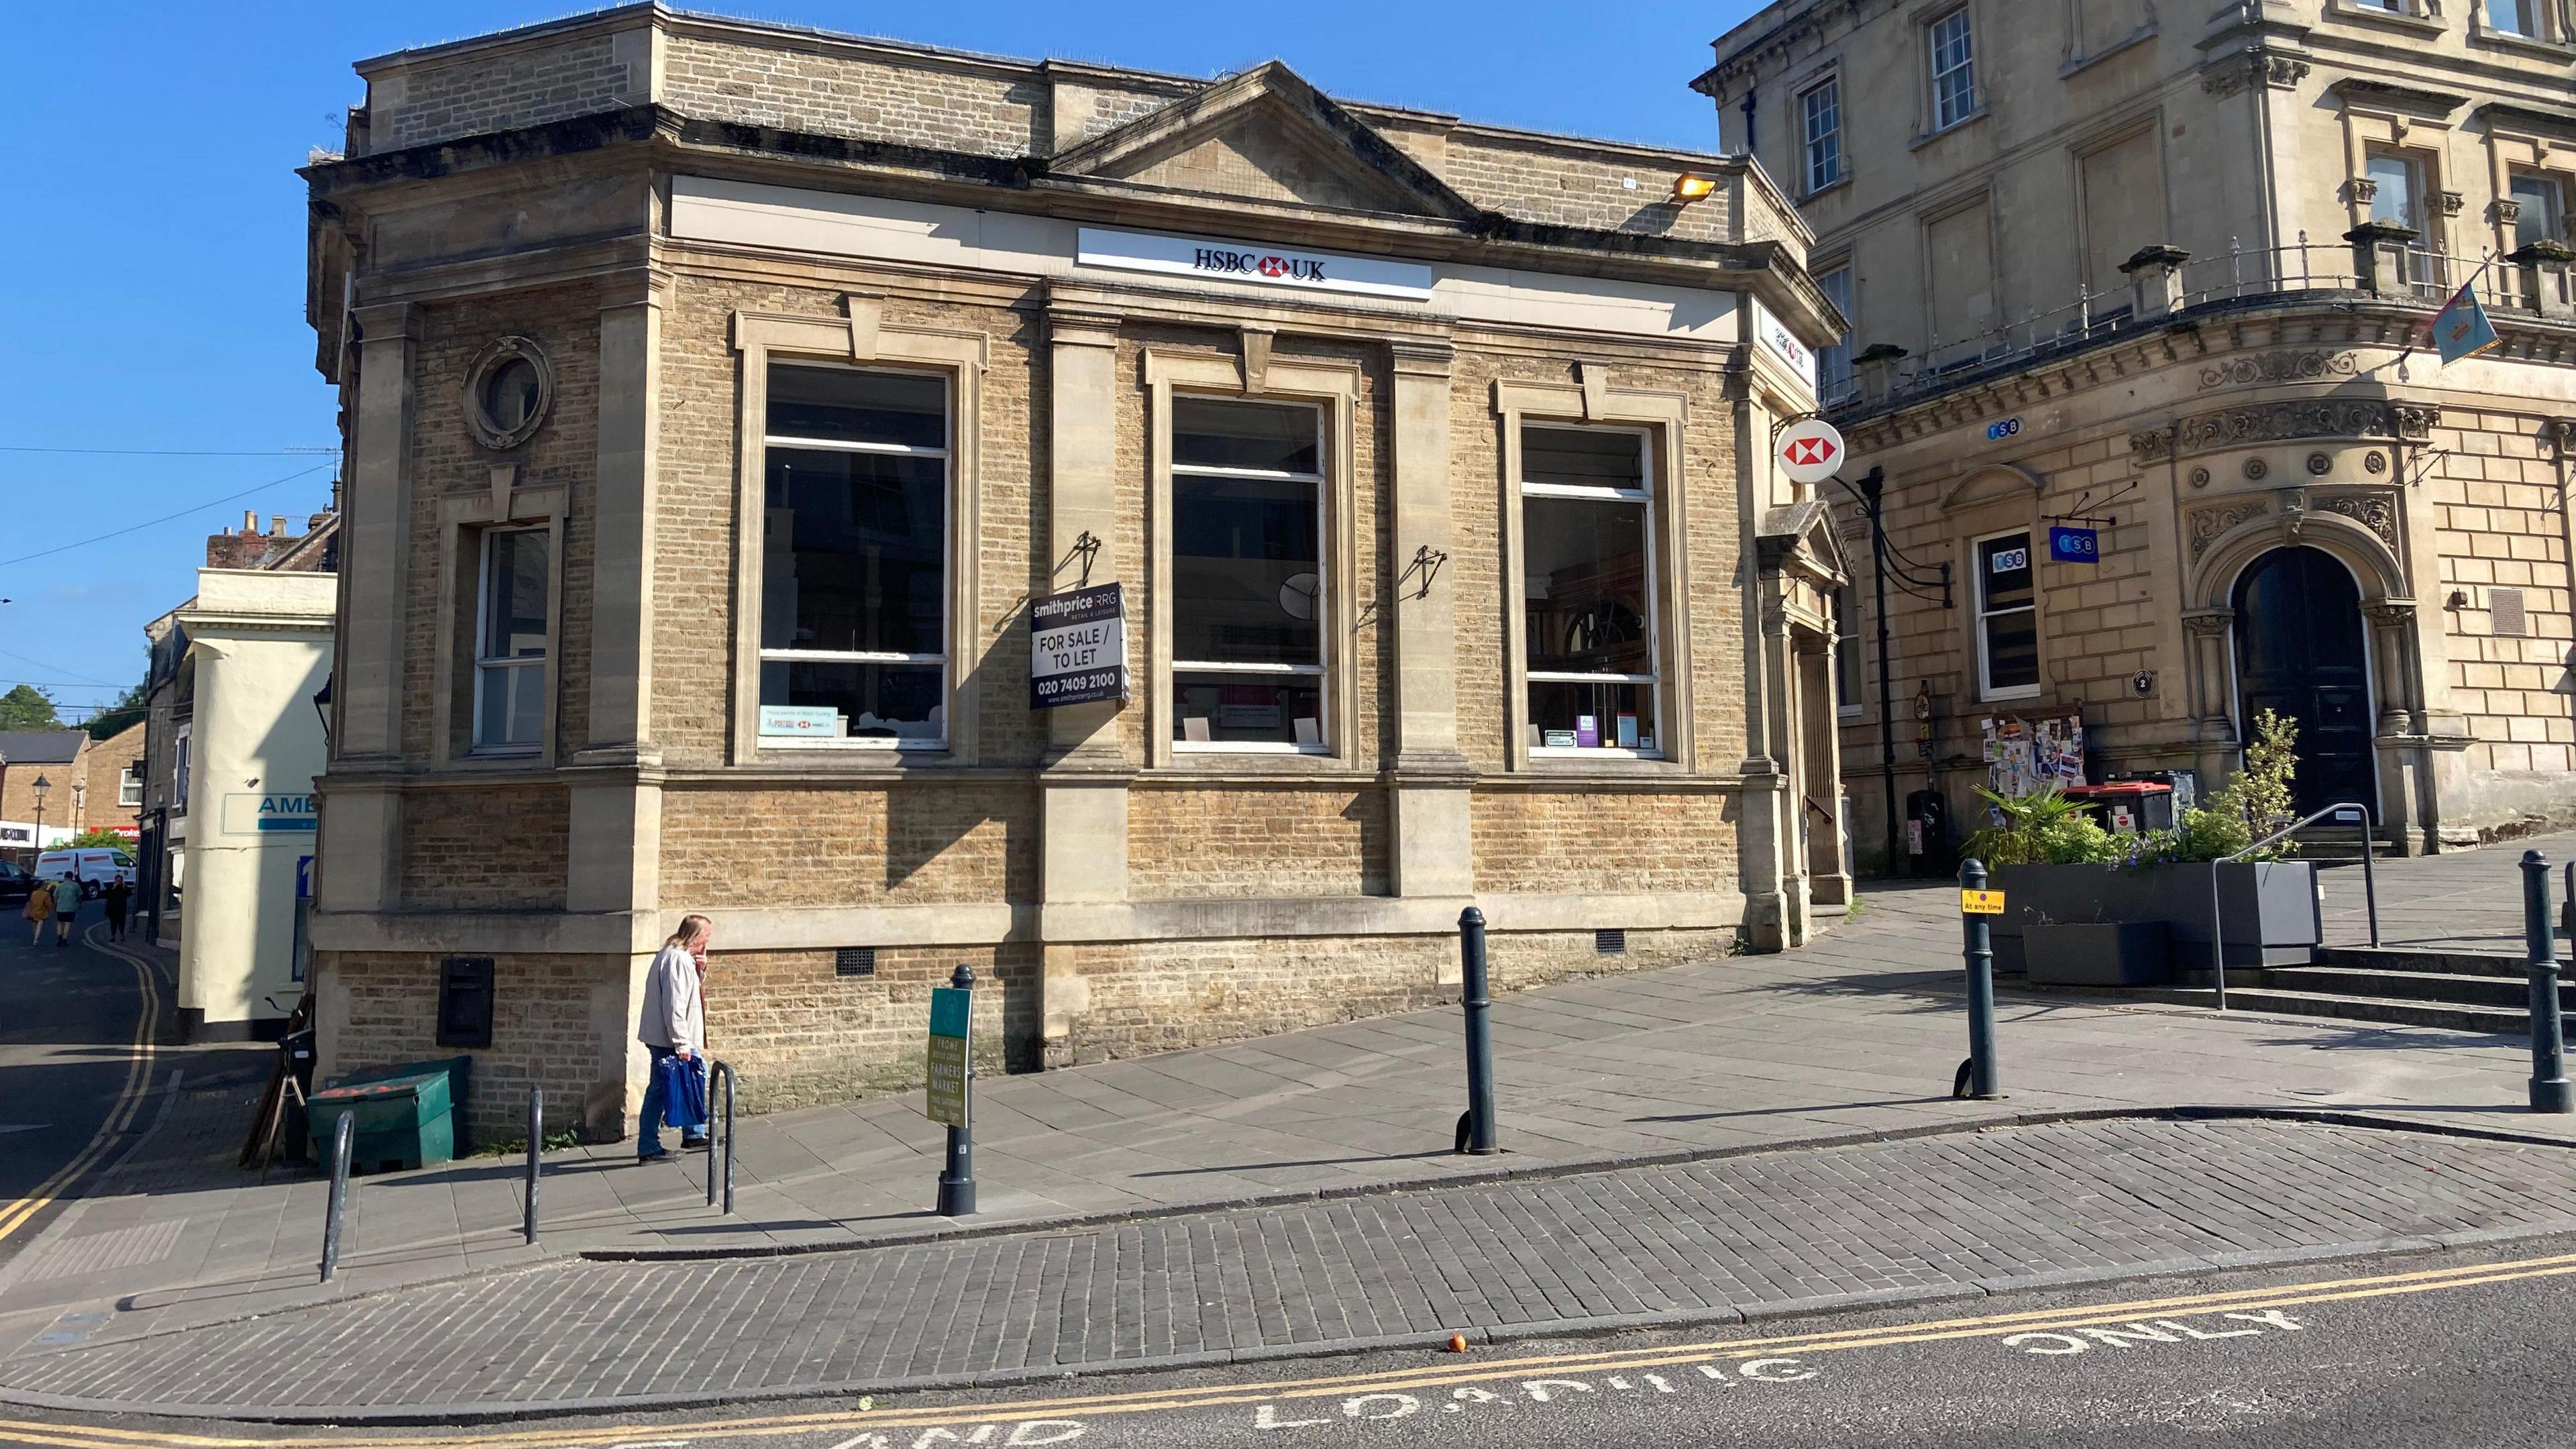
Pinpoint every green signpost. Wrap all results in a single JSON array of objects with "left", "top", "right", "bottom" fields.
[
  {"left": 925, "top": 984, "right": 971, "bottom": 1128},
  {"left": 927, "top": 966, "right": 977, "bottom": 1215}
]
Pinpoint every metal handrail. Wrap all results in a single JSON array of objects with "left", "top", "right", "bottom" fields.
[{"left": 2208, "top": 801, "right": 2379, "bottom": 1011}]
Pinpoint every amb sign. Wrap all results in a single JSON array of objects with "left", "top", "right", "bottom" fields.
[{"left": 221, "top": 792, "right": 319, "bottom": 837}]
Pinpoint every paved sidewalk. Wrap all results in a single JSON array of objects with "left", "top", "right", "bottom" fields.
[
  {"left": 3, "top": 1113, "right": 2571, "bottom": 1418},
  {"left": 0, "top": 834, "right": 2569, "bottom": 1414}
]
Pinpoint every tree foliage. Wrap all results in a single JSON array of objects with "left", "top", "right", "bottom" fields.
[
  {"left": 66, "top": 828, "right": 133, "bottom": 854},
  {"left": 0, "top": 684, "right": 62, "bottom": 731}
]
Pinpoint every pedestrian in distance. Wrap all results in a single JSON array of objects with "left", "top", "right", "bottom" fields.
[
  {"left": 50, "top": 871, "right": 79, "bottom": 947},
  {"left": 635, "top": 914, "right": 713, "bottom": 1163},
  {"left": 101, "top": 875, "right": 131, "bottom": 943},
  {"left": 21, "top": 870, "right": 52, "bottom": 946}
]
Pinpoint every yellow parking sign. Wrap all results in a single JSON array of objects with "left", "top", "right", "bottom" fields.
[{"left": 1960, "top": 889, "right": 2006, "bottom": 916}]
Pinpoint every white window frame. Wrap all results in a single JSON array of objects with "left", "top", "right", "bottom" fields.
[
  {"left": 172, "top": 723, "right": 190, "bottom": 817},
  {"left": 471, "top": 525, "right": 552, "bottom": 755},
  {"left": 727, "top": 308, "right": 987, "bottom": 769},
  {"left": 1973, "top": 527, "right": 2041, "bottom": 702},
  {"left": 1815, "top": 264, "right": 1856, "bottom": 399},
  {"left": 756, "top": 360, "right": 955, "bottom": 753},
  {"left": 119, "top": 765, "right": 142, "bottom": 809},
  {"left": 1522, "top": 423, "right": 1667, "bottom": 761},
  {"left": 1169, "top": 395, "right": 1331, "bottom": 757},
  {"left": 1929, "top": 9, "right": 1978, "bottom": 132},
  {"left": 1801, "top": 76, "right": 1845, "bottom": 194},
  {"left": 2484, "top": 0, "right": 2540, "bottom": 36},
  {"left": 1834, "top": 582, "right": 1864, "bottom": 718}
]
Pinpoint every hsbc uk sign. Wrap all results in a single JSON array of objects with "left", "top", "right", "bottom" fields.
[{"left": 1077, "top": 227, "right": 1436, "bottom": 302}]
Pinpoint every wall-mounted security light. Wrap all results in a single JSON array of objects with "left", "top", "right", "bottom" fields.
[{"left": 1672, "top": 174, "right": 1720, "bottom": 204}]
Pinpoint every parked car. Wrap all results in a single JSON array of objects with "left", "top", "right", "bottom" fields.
[
  {"left": 0, "top": 863, "right": 34, "bottom": 906},
  {"left": 34, "top": 848, "right": 138, "bottom": 898}
]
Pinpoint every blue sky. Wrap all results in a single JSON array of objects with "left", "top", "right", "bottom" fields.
[{"left": 0, "top": 1, "right": 1752, "bottom": 723}]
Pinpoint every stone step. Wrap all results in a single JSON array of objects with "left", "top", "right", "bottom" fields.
[
  {"left": 2265, "top": 965, "right": 2562, "bottom": 1010},
  {"left": 2313, "top": 945, "right": 2546, "bottom": 978},
  {"left": 2214, "top": 987, "right": 2534, "bottom": 1036}
]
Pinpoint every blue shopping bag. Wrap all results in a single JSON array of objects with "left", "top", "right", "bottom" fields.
[{"left": 657, "top": 1052, "right": 708, "bottom": 1132}]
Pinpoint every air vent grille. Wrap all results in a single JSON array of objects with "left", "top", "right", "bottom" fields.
[
  {"left": 1595, "top": 929, "right": 1627, "bottom": 955},
  {"left": 835, "top": 947, "right": 877, "bottom": 977}
]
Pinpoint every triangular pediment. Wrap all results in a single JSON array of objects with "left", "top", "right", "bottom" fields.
[
  {"left": 1049, "top": 62, "right": 1477, "bottom": 221},
  {"left": 1758, "top": 498, "right": 1851, "bottom": 585}
]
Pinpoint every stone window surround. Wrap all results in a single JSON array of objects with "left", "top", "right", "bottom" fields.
[
  {"left": 1493, "top": 376, "right": 1697, "bottom": 776},
  {"left": 2481, "top": 125, "right": 2576, "bottom": 249},
  {"left": 2339, "top": 105, "right": 2460, "bottom": 246},
  {"left": 430, "top": 477, "right": 569, "bottom": 770},
  {"left": 727, "top": 303, "right": 989, "bottom": 769},
  {"left": 2470, "top": 0, "right": 2571, "bottom": 51},
  {"left": 1797, "top": 68, "right": 1846, "bottom": 199},
  {"left": 1142, "top": 347, "right": 1362, "bottom": 774},
  {"left": 1915, "top": 0, "right": 1986, "bottom": 144}
]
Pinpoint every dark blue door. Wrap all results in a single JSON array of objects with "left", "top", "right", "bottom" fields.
[{"left": 2233, "top": 547, "right": 2375, "bottom": 817}]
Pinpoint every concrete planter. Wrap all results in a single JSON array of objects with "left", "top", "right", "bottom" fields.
[
  {"left": 1990, "top": 860, "right": 2320, "bottom": 976},
  {"left": 2025, "top": 921, "right": 2173, "bottom": 987}
]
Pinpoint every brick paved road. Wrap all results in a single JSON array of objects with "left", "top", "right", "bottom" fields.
[{"left": 4, "top": 1115, "right": 2571, "bottom": 1417}]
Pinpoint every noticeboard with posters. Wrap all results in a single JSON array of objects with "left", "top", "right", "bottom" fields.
[{"left": 1980, "top": 712, "right": 2086, "bottom": 800}]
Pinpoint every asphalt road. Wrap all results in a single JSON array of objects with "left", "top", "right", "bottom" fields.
[
  {"left": 7, "top": 1238, "right": 2575, "bottom": 1448},
  {"left": 0, "top": 904, "right": 161, "bottom": 1267}
]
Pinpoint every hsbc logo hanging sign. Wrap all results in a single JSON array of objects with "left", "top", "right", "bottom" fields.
[
  {"left": 1076, "top": 227, "right": 1436, "bottom": 302},
  {"left": 1776, "top": 418, "right": 1847, "bottom": 486}
]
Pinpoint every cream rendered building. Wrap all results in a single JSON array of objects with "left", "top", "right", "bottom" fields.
[
  {"left": 144, "top": 541, "right": 336, "bottom": 1040},
  {"left": 1701, "top": 0, "right": 2576, "bottom": 867},
  {"left": 301, "top": 5, "right": 1851, "bottom": 1141}
]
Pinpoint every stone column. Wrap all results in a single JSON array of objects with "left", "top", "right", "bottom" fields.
[
  {"left": 316, "top": 301, "right": 417, "bottom": 925},
  {"left": 1038, "top": 303, "right": 1130, "bottom": 1067},
  {"left": 2363, "top": 597, "right": 2433, "bottom": 855},
  {"left": 574, "top": 271, "right": 668, "bottom": 1137},
  {"left": 1385, "top": 339, "right": 1474, "bottom": 904},
  {"left": 1741, "top": 600, "right": 1798, "bottom": 951},
  {"left": 2182, "top": 608, "right": 2239, "bottom": 788}
]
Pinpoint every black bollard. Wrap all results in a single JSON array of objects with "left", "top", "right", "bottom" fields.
[
  {"left": 719, "top": 1061, "right": 737, "bottom": 1216},
  {"left": 1956, "top": 859, "right": 2002, "bottom": 1101},
  {"left": 2522, "top": 852, "right": 2571, "bottom": 1114},
  {"left": 1456, "top": 907, "right": 1499, "bottom": 1155},
  {"left": 935, "top": 963, "right": 977, "bottom": 1217},
  {"left": 523, "top": 1087, "right": 541, "bottom": 1246},
  {"left": 319, "top": 1110, "right": 354, "bottom": 1283}
]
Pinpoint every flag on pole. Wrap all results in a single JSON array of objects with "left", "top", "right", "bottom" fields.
[{"left": 2432, "top": 278, "right": 2500, "bottom": 365}]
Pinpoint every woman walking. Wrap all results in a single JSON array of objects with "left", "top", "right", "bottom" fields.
[
  {"left": 102, "top": 875, "right": 131, "bottom": 943},
  {"left": 635, "top": 914, "right": 712, "bottom": 1163},
  {"left": 21, "top": 872, "right": 52, "bottom": 946}
]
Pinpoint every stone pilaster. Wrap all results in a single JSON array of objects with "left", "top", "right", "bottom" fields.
[
  {"left": 1038, "top": 301, "right": 1130, "bottom": 1066},
  {"left": 1385, "top": 338, "right": 1474, "bottom": 902}
]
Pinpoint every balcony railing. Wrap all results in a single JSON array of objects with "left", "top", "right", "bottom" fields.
[{"left": 1823, "top": 231, "right": 2575, "bottom": 413}]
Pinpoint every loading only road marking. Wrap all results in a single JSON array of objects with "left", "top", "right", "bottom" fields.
[
  {"left": 2002, "top": 1309, "right": 2306, "bottom": 1356},
  {"left": 5, "top": 1250, "right": 2576, "bottom": 1449},
  {"left": 1245, "top": 1357, "right": 1824, "bottom": 1434}
]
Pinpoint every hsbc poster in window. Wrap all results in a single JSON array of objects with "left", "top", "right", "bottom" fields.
[{"left": 1030, "top": 584, "right": 1128, "bottom": 710}]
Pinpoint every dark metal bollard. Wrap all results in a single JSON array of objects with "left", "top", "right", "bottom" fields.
[
  {"left": 523, "top": 1087, "right": 541, "bottom": 1246},
  {"left": 707, "top": 1061, "right": 737, "bottom": 1215},
  {"left": 935, "top": 964, "right": 977, "bottom": 1218},
  {"left": 319, "top": 1111, "right": 354, "bottom": 1283},
  {"left": 2522, "top": 851, "right": 2571, "bottom": 1114},
  {"left": 1456, "top": 907, "right": 1499, "bottom": 1155},
  {"left": 1955, "top": 859, "right": 2002, "bottom": 1102}
]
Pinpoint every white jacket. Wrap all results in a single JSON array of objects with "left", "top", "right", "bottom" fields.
[{"left": 636, "top": 945, "right": 705, "bottom": 1053}]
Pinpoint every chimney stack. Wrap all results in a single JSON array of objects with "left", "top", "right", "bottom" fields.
[
  {"left": 244, "top": 509, "right": 259, "bottom": 533},
  {"left": 270, "top": 515, "right": 288, "bottom": 537}
]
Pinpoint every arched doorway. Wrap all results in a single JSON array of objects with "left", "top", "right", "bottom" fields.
[{"left": 2233, "top": 546, "right": 2375, "bottom": 817}]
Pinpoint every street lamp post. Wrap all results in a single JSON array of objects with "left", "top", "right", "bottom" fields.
[{"left": 30, "top": 773, "right": 50, "bottom": 853}]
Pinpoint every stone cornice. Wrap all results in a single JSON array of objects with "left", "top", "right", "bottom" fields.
[
  {"left": 1834, "top": 297, "right": 2576, "bottom": 449},
  {"left": 304, "top": 104, "right": 1845, "bottom": 350}
]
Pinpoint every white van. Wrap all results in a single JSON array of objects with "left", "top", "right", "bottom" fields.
[{"left": 34, "top": 848, "right": 136, "bottom": 898}]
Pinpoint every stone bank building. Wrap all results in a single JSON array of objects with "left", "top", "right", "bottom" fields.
[
  {"left": 303, "top": 5, "right": 1848, "bottom": 1136},
  {"left": 1702, "top": 0, "right": 2576, "bottom": 869}
]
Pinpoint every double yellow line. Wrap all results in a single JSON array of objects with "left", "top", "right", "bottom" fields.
[
  {"left": 0, "top": 924, "right": 162, "bottom": 1248},
  {"left": 6, "top": 1246, "right": 2575, "bottom": 1449}
]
